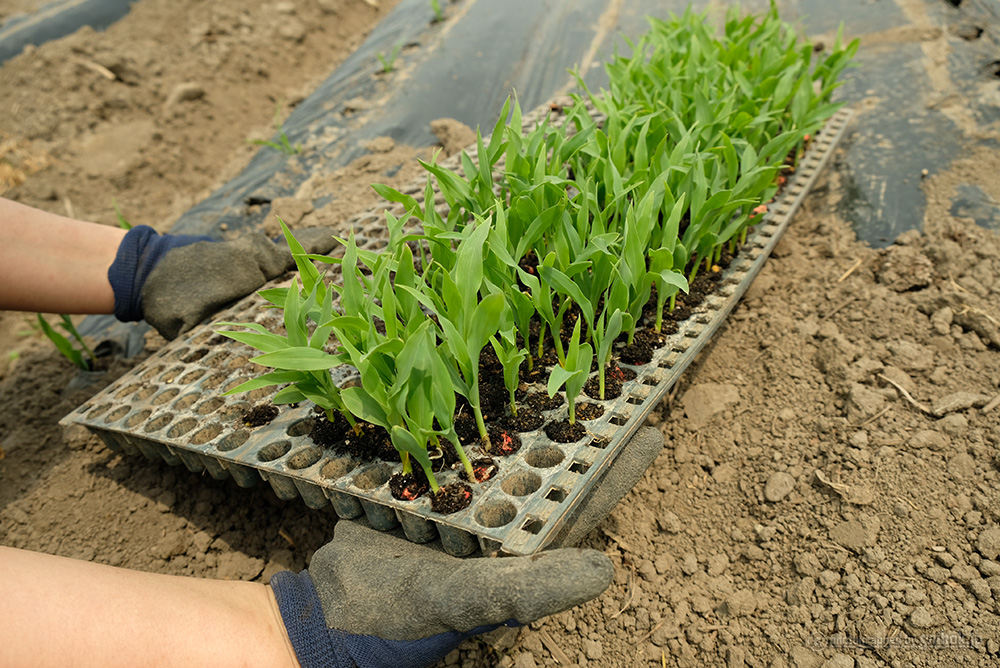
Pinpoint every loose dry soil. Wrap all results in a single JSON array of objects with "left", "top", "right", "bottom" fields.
[{"left": 3, "top": 2, "right": 1000, "bottom": 667}]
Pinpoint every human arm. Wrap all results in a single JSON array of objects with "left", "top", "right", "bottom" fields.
[{"left": 0, "top": 197, "right": 125, "bottom": 314}]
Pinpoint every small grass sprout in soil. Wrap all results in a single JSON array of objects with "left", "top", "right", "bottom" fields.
[{"left": 223, "top": 5, "right": 857, "bottom": 512}]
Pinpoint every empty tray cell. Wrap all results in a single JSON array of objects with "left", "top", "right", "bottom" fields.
[
  {"left": 194, "top": 397, "right": 225, "bottom": 415},
  {"left": 216, "top": 430, "right": 250, "bottom": 453},
  {"left": 152, "top": 389, "right": 180, "bottom": 406},
  {"left": 500, "top": 469, "right": 542, "bottom": 497},
  {"left": 475, "top": 499, "right": 518, "bottom": 528},
  {"left": 201, "top": 454, "right": 230, "bottom": 481},
  {"left": 523, "top": 445, "right": 565, "bottom": 469},
  {"left": 189, "top": 423, "right": 224, "bottom": 445},
  {"left": 144, "top": 413, "right": 175, "bottom": 433}
]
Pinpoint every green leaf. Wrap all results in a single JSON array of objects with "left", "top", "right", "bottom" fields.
[{"left": 252, "top": 347, "right": 342, "bottom": 371}]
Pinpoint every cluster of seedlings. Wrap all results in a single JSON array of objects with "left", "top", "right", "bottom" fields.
[{"left": 220, "top": 5, "right": 858, "bottom": 513}]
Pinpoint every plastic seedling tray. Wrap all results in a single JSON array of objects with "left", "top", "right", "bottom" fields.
[{"left": 62, "top": 104, "right": 852, "bottom": 557}]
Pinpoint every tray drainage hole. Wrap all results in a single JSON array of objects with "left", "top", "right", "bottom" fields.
[
  {"left": 167, "top": 418, "right": 198, "bottom": 437},
  {"left": 152, "top": 388, "right": 180, "bottom": 406},
  {"left": 222, "top": 377, "right": 252, "bottom": 393},
  {"left": 500, "top": 470, "right": 542, "bottom": 496},
  {"left": 658, "top": 359, "right": 674, "bottom": 369},
  {"left": 189, "top": 423, "right": 224, "bottom": 445},
  {"left": 248, "top": 387, "right": 273, "bottom": 402},
  {"left": 115, "top": 383, "right": 141, "bottom": 399},
  {"left": 258, "top": 440, "right": 291, "bottom": 462},
  {"left": 217, "top": 403, "right": 250, "bottom": 421},
  {"left": 144, "top": 414, "right": 175, "bottom": 433},
  {"left": 522, "top": 518, "right": 544, "bottom": 535},
  {"left": 124, "top": 409, "right": 152, "bottom": 428},
  {"left": 195, "top": 397, "right": 226, "bottom": 415},
  {"left": 178, "top": 369, "right": 207, "bottom": 384},
  {"left": 609, "top": 413, "right": 630, "bottom": 426},
  {"left": 589, "top": 438, "right": 609, "bottom": 449},
  {"left": 524, "top": 445, "right": 565, "bottom": 469},
  {"left": 287, "top": 447, "right": 323, "bottom": 470},
  {"left": 180, "top": 348, "right": 209, "bottom": 363},
  {"left": 217, "top": 430, "right": 250, "bottom": 452},
  {"left": 286, "top": 418, "right": 315, "bottom": 437},
  {"left": 569, "top": 461, "right": 591, "bottom": 475},
  {"left": 227, "top": 355, "right": 250, "bottom": 371},
  {"left": 353, "top": 463, "right": 392, "bottom": 490},
  {"left": 141, "top": 364, "right": 166, "bottom": 380},
  {"left": 135, "top": 385, "right": 157, "bottom": 401},
  {"left": 684, "top": 329, "right": 700, "bottom": 338},
  {"left": 86, "top": 403, "right": 112, "bottom": 419},
  {"left": 625, "top": 395, "right": 643, "bottom": 406},
  {"left": 204, "top": 351, "right": 233, "bottom": 368},
  {"left": 545, "top": 487, "right": 568, "bottom": 503},
  {"left": 641, "top": 376, "right": 659, "bottom": 387},
  {"left": 201, "top": 373, "right": 228, "bottom": 390},
  {"left": 174, "top": 394, "right": 199, "bottom": 410},
  {"left": 320, "top": 457, "right": 357, "bottom": 480},
  {"left": 105, "top": 406, "right": 130, "bottom": 423},
  {"left": 475, "top": 500, "right": 517, "bottom": 528}
]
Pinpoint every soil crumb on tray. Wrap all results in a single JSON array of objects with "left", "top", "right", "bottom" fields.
[
  {"left": 241, "top": 404, "right": 278, "bottom": 428},
  {"left": 429, "top": 483, "right": 473, "bottom": 514}
]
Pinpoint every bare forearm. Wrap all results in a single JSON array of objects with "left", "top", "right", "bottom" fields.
[
  {"left": 0, "top": 546, "right": 299, "bottom": 668},
  {"left": 0, "top": 197, "right": 125, "bottom": 314}
]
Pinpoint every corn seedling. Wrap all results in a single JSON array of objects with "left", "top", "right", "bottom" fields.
[
  {"left": 430, "top": 0, "right": 444, "bottom": 23},
  {"left": 37, "top": 314, "right": 97, "bottom": 371},
  {"left": 248, "top": 102, "right": 302, "bottom": 156},
  {"left": 376, "top": 40, "right": 403, "bottom": 73}
]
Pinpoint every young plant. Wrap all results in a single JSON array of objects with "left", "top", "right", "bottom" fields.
[
  {"left": 546, "top": 320, "right": 593, "bottom": 425},
  {"left": 248, "top": 101, "right": 302, "bottom": 156},
  {"left": 37, "top": 314, "right": 97, "bottom": 371},
  {"left": 376, "top": 40, "right": 403, "bottom": 73},
  {"left": 490, "top": 328, "right": 527, "bottom": 417},
  {"left": 430, "top": 0, "right": 444, "bottom": 23}
]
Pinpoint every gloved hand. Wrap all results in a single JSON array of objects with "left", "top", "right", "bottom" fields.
[
  {"left": 270, "top": 426, "right": 664, "bottom": 668},
  {"left": 107, "top": 225, "right": 336, "bottom": 340}
]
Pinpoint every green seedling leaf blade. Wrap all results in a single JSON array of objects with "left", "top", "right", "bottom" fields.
[
  {"left": 37, "top": 314, "right": 88, "bottom": 370},
  {"left": 251, "top": 347, "right": 343, "bottom": 371},
  {"left": 221, "top": 371, "right": 304, "bottom": 396}
]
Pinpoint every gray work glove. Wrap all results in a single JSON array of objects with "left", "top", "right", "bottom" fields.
[
  {"left": 107, "top": 225, "right": 335, "bottom": 340},
  {"left": 268, "top": 426, "right": 663, "bottom": 668}
]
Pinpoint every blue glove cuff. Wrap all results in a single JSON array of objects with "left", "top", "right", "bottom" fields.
[
  {"left": 107, "top": 225, "right": 212, "bottom": 322},
  {"left": 270, "top": 569, "right": 514, "bottom": 668}
]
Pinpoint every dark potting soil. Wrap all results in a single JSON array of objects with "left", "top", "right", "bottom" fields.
[
  {"left": 500, "top": 405, "right": 544, "bottom": 433},
  {"left": 583, "top": 364, "right": 626, "bottom": 400},
  {"left": 485, "top": 424, "right": 522, "bottom": 456},
  {"left": 454, "top": 410, "right": 480, "bottom": 445},
  {"left": 619, "top": 341, "right": 653, "bottom": 365},
  {"left": 309, "top": 413, "right": 350, "bottom": 447},
  {"left": 389, "top": 467, "right": 430, "bottom": 501},
  {"left": 575, "top": 402, "right": 605, "bottom": 421},
  {"left": 461, "top": 456, "right": 498, "bottom": 483},
  {"left": 526, "top": 391, "right": 564, "bottom": 412},
  {"left": 545, "top": 419, "right": 587, "bottom": 443},
  {"left": 318, "top": 420, "right": 395, "bottom": 462},
  {"left": 241, "top": 404, "right": 279, "bottom": 428},
  {"left": 430, "top": 482, "right": 473, "bottom": 514},
  {"left": 632, "top": 328, "right": 667, "bottom": 350}
]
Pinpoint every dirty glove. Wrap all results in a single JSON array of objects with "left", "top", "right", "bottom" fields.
[
  {"left": 107, "top": 225, "right": 335, "bottom": 340},
  {"left": 269, "top": 426, "right": 663, "bottom": 668},
  {"left": 270, "top": 522, "right": 612, "bottom": 668}
]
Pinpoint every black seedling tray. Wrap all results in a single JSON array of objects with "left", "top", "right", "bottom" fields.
[{"left": 62, "top": 105, "right": 852, "bottom": 557}]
